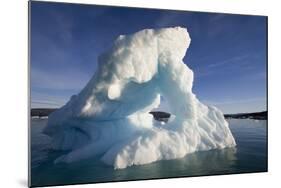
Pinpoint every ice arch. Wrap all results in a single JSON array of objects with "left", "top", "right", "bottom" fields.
[{"left": 44, "top": 27, "right": 236, "bottom": 169}]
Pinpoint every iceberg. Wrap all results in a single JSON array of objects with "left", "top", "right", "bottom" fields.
[{"left": 43, "top": 27, "right": 236, "bottom": 169}]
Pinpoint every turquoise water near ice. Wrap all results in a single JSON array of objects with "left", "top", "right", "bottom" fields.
[{"left": 30, "top": 118, "right": 267, "bottom": 187}]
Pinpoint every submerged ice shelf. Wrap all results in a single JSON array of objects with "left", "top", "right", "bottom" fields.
[{"left": 43, "top": 27, "right": 236, "bottom": 169}]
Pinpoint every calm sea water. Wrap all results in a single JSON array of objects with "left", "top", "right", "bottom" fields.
[{"left": 30, "top": 119, "right": 267, "bottom": 187}]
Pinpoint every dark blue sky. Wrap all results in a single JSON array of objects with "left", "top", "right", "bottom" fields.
[{"left": 30, "top": 1, "right": 267, "bottom": 113}]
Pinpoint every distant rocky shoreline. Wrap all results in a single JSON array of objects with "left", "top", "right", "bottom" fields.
[
  {"left": 31, "top": 108, "right": 267, "bottom": 120},
  {"left": 224, "top": 111, "right": 267, "bottom": 120}
]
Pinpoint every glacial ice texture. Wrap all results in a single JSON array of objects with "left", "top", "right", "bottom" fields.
[{"left": 43, "top": 27, "right": 236, "bottom": 169}]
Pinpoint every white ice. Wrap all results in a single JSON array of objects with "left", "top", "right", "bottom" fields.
[{"left": 43, "top": 27, "right": 236, "bottom": 169}]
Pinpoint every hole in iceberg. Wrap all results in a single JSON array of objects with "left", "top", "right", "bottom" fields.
[{"left": 150, "top": 96, "right": 173, "bottom": 124}]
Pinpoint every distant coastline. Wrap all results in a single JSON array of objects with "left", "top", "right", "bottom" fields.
[
  {"left": 224, "top": 111, "right": 267, "bottom": 120},
  {"left": 31, "top": 108, "right": 57, "bottom": 118},
  {"left": 31, "top": 108, "right": 267, "bottom": 120}
]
